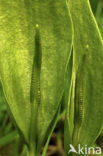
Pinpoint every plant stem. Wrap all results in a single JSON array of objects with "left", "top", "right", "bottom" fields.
[
  {"left": 27, "top": 150, "right": 36, "bottom": 156},
  {"left": 27, "top": 147, "right": 40, "bottom": 156}
]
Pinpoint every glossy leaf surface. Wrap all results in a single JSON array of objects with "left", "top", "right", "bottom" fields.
[
  {"left": 0, "top": 0, "right": 72, "bottom": 154},
  {"left": 66, "top": 0, "right": 103, "bottom": 154}
]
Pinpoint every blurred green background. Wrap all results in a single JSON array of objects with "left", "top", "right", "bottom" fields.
[{"left": 0, "top": 0, "right": 103, "bottom": 155}]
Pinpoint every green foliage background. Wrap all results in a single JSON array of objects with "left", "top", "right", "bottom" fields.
[{"left": 0, "top": 0, "right": 103, "bottom": 155}]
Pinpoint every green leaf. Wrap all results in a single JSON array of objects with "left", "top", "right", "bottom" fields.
[
  {"left": 62, "top": 50, "right": 73, "bottom": 112},
  {"left": 0, "top": 83, "right": 7, "bottom": 112},
  {"left": 0, "top": 131, "right": 19, "bottom": 148},
  {"left": 66, "top": 0, "right": 103, "bottom": 154},
  {"left": 90, "top": 0, "right": 99, "bottom": 14},
  {"left": 90, "top": 0, "right": 103, "bottom": 37},
  {"left": 0, "top": 0, "right": 72, "bottom": 155}
]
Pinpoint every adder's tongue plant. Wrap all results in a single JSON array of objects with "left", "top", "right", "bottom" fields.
[
  {"left": 0, "top": 0, "right": 103, "bottom": 156},
  {"left": 65, "top": 0, "right": 103, "bottom": 155},
  {"left": 0, "top": 0, "right": 72, "bottom": 155}
]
